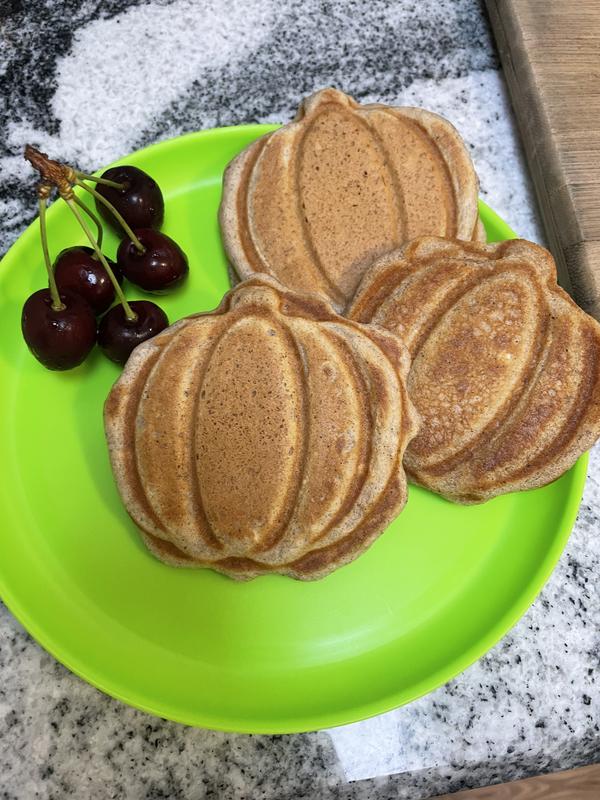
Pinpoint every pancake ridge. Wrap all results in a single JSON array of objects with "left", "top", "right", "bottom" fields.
[
  {"left": 250, "top": 127, "right": 339, "bottom": 300},
  {"left": 480, "top": 309, "right": 599, "bottom": 489},
  {"left": 188, "top": 322, "right": 229, "bottom": 553},
  {"left": 295, "top": 100, "right": 400, "bottom": 300},
  {"left": 310, "top": 325, "right": 373, "bottom": 544},
  {"left": 360, "top": 114, "right": 408, "bottom": 242},
  {"left": 294, "top": 112, "right": 348, "bottom": 305},
  {"left": 270, "top": 321, "right": 371, "bottom": 554},
  {"left": 107, "top": 328, "right": 184, "bottom": 543},
  {"left": 227, "top": 135, "right": 271, "bottom": 276},
  {"left": 195, "top": 311, "right": 302, "bottom": 556},
  {"left": 407, "top": 267, "right": 545, "bottom": 471},
  {"left": 251, "top": 313, "right": 310, "bottom": 556},
  {"left": 380, "top": 108, "right": 456, "bottom": 236},
  {"left": 134, "top": 319, "right": 223, "bottom": 555},
  {"left": 297, "top": 323, "right": 375, "bottom": 550}
]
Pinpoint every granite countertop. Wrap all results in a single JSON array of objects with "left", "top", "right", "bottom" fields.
[{"left": 1, "top": 1, "right": 599, "bottom": 798}]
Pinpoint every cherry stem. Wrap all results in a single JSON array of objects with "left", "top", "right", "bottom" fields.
[
  {"left": 65, "top": 197, "right": 137, "bottom": 321},
  {"left": 74, "top": 170, "right": 126, "bottom": 191},
  {"left": 38, "top": 195, "right": 65, "bottom": 312},
  {"left": 71, "top": 194, "right": 103, "bottom": 254},
  {"left": 75, "top": 179, "right": 145, "bottom": 253}
]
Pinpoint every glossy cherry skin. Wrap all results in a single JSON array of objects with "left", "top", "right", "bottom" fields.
[
  {"left": 21, "top": 289, "right": 97, "bottom": 370},
  {"left": 117, "top": 229, "right": 188, "bottom": 292},
  {"left": 98, "top": 300, "right": 168, "bottom": 365},
  {"left": 95, "top": 166, "right": 164, "bottom": 233},
  {"left": 54, "top": 246, "right": 122, "bottom": 315}
]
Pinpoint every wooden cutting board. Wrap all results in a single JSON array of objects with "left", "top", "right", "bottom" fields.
[
  {"left": 430, "top": 762, "right": 600, "bottom": 798},
  {"left": 485, "top": 0, "right": 600, "bottom": 319}
]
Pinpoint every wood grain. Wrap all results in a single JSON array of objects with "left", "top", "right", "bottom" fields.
[
  {"left": 485, "top": 0, "right": 600, "bottom": 319},
  {"left": 430, "top": 763, "right": 600, "bottom": 799}
]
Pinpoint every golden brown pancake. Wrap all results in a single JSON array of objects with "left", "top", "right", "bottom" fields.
[
  {"left": 219, "top": 88, "right": 481, "bottom": 310},
  {"left": 347, "top": 237, "right": 600, "bottom": 503},
  {"left": 104, "top": 275, "right": 419, "bottom": 579}
]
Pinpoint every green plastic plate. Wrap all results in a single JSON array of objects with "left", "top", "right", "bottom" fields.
[{"left": 0, "top": 126, "right": 587, "bottom": 734}]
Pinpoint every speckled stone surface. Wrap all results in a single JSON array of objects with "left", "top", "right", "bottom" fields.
[{"left": 1, "top": 1, "right": 598, "bottom": 798}]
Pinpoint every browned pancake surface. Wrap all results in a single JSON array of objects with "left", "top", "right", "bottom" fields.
[
  {"left": 105, "top": 276, "right": 419, "bottom": 579},
  {"left": 347, "top": 237, "right": 600, "bottom": 503},
  {"left": 219, "top": 88, "right": 481, "bottom": 309}
]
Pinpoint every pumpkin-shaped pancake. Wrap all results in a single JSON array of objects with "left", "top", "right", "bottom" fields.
[
  {"left": 105, "top": 276, "right": 419, "bottom": 579},
  {"left": 219, "top": 88, "right": 483, "bottom": 311},
  {"left": 348, "top": 237, "right": 600, "bottom": 503}
]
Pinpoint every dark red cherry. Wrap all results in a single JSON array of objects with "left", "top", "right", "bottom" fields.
[
  {"left": 21, "top": 288, "right": 97, "bottom": 370},
  {"left": 95, "top": 166, "right": 164, "bottom": 233},
  {"left": 98, "top": 300, "right": 168, "bottom": 365},
  {"left": 54, "top": 246, "right": 122, "bottom": 315},
  {"left": 117, "top": 229, "right": 188, "bottom": 292}
]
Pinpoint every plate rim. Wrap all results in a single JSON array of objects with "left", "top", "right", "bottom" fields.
[{"left": 0, "top": 125, "right": 589, "bottom": 733}]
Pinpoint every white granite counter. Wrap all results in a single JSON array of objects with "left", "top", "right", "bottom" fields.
[{"left": 1, "top": 1, "right": 598, "bottom": 798}]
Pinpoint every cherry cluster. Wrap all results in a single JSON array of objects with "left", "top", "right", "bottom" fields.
[{"left": 21, "top": 147, "right": 189, "bottom": 369}]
